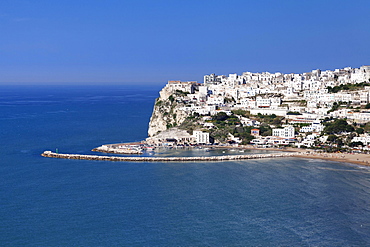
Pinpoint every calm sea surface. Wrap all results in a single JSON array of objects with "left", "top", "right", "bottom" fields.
[{"left": 1, "top": 85, "right": 370, "bottom": 246}]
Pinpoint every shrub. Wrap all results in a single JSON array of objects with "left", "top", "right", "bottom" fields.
[{"left": 168, "top": 95, "right": 175, "bottom": 102}]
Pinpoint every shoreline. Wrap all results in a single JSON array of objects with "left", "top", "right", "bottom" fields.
[
  {"left": 41, "top": 148, "right": 370, "bottom": 167},
  {"left": 92, "top": 142, "right": 370, "bottom": 167},
  {"left": 290, "top": 152, "right": 370, "bottom": 167},
  {"left": 245, "top": 147, "right": 370, "bottom": 167},
  {"left": 233, "top": 146, "right": 370, "bottom": 167}
]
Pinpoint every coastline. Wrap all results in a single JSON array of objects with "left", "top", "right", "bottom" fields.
[
  {"left": 42, "top": 147, "right": 370, "bottom": 167},
  {"left": 90, "top": 142, "right": 370, "bottom": 167},
  {"left": 290, "top": 151, "right": 370, "bottom": 167},
  {"left": 245, "top": 146, "right": 370, "bottom": 167},
  {"left": 203, "top": 146, "right": 370, "bottom": 167}
]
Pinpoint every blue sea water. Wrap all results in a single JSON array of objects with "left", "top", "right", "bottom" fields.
[{"left": 1, "top": 85, "right": 370, "bottom": 246}]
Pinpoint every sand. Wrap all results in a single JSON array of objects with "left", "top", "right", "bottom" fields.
[
  {"left": 290, "top": 151, "right": 370, "bottom": 167},
  {"left": 241, "top": 145, "right": 370, "bottom": 167}
]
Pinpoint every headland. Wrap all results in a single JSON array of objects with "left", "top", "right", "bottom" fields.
[{"left": 42, "top": 65, "right": 370, "bottom": 166}]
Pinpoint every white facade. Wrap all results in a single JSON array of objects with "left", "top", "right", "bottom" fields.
[
  {"left": 198, "top": 86, "right": 208, "bottom": 95},
  {"left": 207, "top": 95, "right": 224, "bottom": 105},
  {"left": 272, "top": 126, "right": 295, "bottom": 138},
  {"left": 300, "top": 121, "right": 324, "bottom": 133},
  {"left": 256, "top": 96, "right": 271, "bottom": 108},
  {"left": 286, "top": 113, "right": 320, "bottom": 124},
  {"left": 250, "top": 108, "right": 287, "bottom": 116},
  {"left": 193, "top": 131, "right": 210, "bottom": 144}
]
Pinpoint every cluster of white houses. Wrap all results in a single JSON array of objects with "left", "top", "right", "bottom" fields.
[
  {"left": 154, "top": 65, "right": 370, "bottom": 148},
  {"left": 161, "top": 66, "right": 370, "bottom": 116}
]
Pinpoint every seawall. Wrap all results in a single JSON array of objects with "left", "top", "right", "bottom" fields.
[{"left": 41, "top": 151, "right": 299, "bottom": 162}]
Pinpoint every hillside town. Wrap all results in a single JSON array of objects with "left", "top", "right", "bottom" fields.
[{"left": 146, "top": 65, "right": 370, "bottom": 152}]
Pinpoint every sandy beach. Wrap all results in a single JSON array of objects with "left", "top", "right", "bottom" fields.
[
  {"left": 201, "top": 145, "right": 370, "bottom": 167},
  {"left": 290, "top": 151, "right": 370, "bottom": 167},
  {"left": 261, "top": 147, "right": 370, "bottom": 167},
  {"left": 241, "top": 145, "right": 370, "bottom": 167}
]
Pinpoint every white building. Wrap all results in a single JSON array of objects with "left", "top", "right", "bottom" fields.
[
  {"left": 250, "top": 108, "right": 287, "bottom": 116},
  {"left": 207, "top": 95, "right": 224, "bottom": 105},
  {"left": 238, "top": 98, "right": 256, "bottom": 108},
  {"left": 159, "top": 81, "right": 196, "bottom": 99},
  {"left": 240, "top": 117, "right": 260, "bottom": 127},
  {"left": 193, "top": 131, "right": 210, "bottom": 144},
  {"left": 299, "top": 121, "right": 324, "bottom": 133},
  {"left": 297, "top": 133, "right": 319, "bottom": 147},
  {"left": 272, "top": 126, "right": 295, "bottom": 138},
  {"left": 198, "top": 85, "right": 208, "bottom": 95},
  {"left": 256, "top": 96, "right": 271, "bottom": 108},
  {"left": 286, "top": 113, "right": 320, "bottom": 124}
]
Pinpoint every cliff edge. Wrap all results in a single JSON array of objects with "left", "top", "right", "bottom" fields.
[{"left": 147, "top": 81, "right": 194, "bottom": 137}]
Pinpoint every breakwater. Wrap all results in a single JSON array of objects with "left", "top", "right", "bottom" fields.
[{"left": 41, "top": 151, "right": 300, "bottom": 162}]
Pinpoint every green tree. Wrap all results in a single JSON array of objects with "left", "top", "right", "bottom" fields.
[
  {"left": 259, "top": 124, "right": 272, "bottom": 136},
  {"left": 272, "top": 117, "right": 282, "bottom": 126},
  {"left": 336, "top": 138, "right": 344, "bottom": 146},
  {"left": 349, "top": 141, "right": 364, "bottom": 147},
  {"left": 355, "top": 128, "right": 365, "bottom": 134},
  {"left": 232, "top": 109, "right": 249, "bottom": 117},
  {"left": 327, "top": 135, "right": 337, "bottom": 142},
  {"left": 213, "top": 112, "right": 228, "bottom": 121},
  {"left": 327, "top": 82, "right": 370, "bottom": 93},
  {"left": 287, "top": 111, "right": 302, "bottom": 115},
  {"left": 168, "top": 95, "right": 175, "bottom": 102},
  {"left": 364, "top": 122, "right": 370, "bottom": 133},
  {"left": 323, "top": 119, "right": 354, "bottom": 134}
]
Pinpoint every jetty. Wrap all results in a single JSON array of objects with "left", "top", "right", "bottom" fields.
[{"left": 41, "top": 151, "right": 300, "bottom": 162}]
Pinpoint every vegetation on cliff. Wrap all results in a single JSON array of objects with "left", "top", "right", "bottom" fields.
[
  {"left": 327, "top": 81, "right": 370, "bottom": 93},
  {"left": 323, "top": 118, "right": 354, "bottom": 134},
  {"left": 157, "top": 96, "right": 185, "bottom": 129},
  {"left": 148, "top": 94, "right": 188, "bottom": 136}
]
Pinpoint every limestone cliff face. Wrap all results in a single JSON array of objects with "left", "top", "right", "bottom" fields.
[{"left": 148, "top": 86, "right": 189, "bottom": 137}]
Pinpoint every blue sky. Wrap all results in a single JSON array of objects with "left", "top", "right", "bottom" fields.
[{"left": 0, "top": 0, "right": 369, "bottom": 84}]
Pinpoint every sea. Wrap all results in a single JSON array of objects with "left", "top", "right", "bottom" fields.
[{"left": 1, "top": 85, "right": 370, "bottom": 246}]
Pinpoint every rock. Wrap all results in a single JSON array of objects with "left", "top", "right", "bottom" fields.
[{"left": 148, "top": 85, "right": 189, "bottom": 137}]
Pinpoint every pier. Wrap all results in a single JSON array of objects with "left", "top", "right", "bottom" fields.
[{"left": 41, "top": 151, "right": 300, "bottom": 162}]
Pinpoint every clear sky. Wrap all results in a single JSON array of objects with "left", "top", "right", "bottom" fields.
[{"left": 1, "top": 0, "right": 369, "bottom": 85}]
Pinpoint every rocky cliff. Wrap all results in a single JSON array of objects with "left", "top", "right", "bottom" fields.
[{"left": 147, "top": 85, "right": 189, "bottom": 137}]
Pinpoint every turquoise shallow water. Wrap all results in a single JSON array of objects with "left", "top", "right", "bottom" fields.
[{"left": 1, "top": 85, "right": 370, "bottom": 246}]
